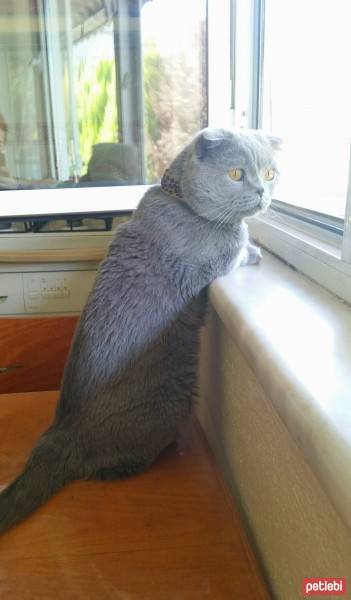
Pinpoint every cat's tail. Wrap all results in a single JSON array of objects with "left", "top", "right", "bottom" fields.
[{"left": 0, "top": 426, "right": 77, "bottom": 534}]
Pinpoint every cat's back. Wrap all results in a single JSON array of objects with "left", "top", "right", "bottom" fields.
[{"left": 56, "top": 203, "right": 181, "bottom": 416}]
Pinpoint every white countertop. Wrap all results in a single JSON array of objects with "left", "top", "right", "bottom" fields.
[{"left": 210, "top": 251, "right": 351, "bottom": 531}]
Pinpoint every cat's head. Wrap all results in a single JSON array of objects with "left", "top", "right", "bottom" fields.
[{"left": 161, "top": 128, "right": 282, "bottom": 225}]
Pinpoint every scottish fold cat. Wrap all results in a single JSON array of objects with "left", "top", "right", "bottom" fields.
[{"left": 0, "top": 128, "right": 280, "bottom": 533}]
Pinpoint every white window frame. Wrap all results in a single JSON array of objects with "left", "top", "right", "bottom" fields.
[{"left": 232, "top": 0, "right": 351, "bottom": 304}]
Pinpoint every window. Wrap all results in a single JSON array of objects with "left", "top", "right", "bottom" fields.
[
  {"left": 233, "top": 0, "right": 351, "bottom": 304},
  {"left": 262, "top": 0, "right": 351, "bottom": 220},
  {"left": 0, "top": 0, "right": 207, "bottom": 194},
  {"left": 2, "top": 0, "right": 350, "bottom": 303}
]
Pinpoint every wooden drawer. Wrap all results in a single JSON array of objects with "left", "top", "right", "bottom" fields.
[{"left": 0, "top": 317, "right": 78, "bottom": 393}]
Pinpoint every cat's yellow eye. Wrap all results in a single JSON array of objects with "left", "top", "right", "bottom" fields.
[
  {"left": 228, "top": 168, "right": 244, "bottom": 182},
  {"left": 264, "top": 168, "right": 276, "bottom": 181}
]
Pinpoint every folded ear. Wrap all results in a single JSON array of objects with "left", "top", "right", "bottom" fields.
[
  {"left": 196, "top": 128, "right": 229, "bottom": 160},
  {"left": 267, "top": 135, "right": 283, "bottom": 151}
]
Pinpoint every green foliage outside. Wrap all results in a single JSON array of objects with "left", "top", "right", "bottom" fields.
[
  {"left": 143, "top": 39, "right": 205, "bottom": 182},
  {"left": 73, "top": 36, "right": 204, "bottom": 182},
  {"left": 75, "top": 58, "right": 118, "bottom": 171},
  {"left": 143, "top": 42, "right": 170, "bottom": 181}
]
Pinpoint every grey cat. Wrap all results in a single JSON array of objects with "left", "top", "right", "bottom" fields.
[{"left": 0, "top": 127, "right": 280, "bottom": 533}]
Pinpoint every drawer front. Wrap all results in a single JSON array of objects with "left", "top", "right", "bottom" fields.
[
  {"left": 0, "top": 274, "right": 25, "bottom": 314},
  {"left": 0, "top": 316, "right": 78, "bottom": 393}
]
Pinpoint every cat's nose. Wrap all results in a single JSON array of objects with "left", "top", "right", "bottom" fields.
[{"left": 256, "top": 187, "right": 264, "bottom": 197}]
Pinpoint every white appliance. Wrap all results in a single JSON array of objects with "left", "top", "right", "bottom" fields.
[
  {"left": 0, "top": 270, "right": 97, "bottom": 315},
  {"left": 0, "top": 231, "right": 112, "bottom": 315}
]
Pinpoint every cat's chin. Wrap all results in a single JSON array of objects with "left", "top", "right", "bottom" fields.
[
  {"left": 239, "top": 195, "right": 271, "bottom": 216},
  {"left": 258, "top": 196, "right": 271, "bottom": 212},
  {"left": 240, "top": 198, "right": 271, "bottom": 221},
  {"left": 242, "top": 199, "right": 268, "bottom": 218}
]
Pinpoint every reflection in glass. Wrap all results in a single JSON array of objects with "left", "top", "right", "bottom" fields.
[{"left": 0, "top": 0, "right": 207, "bottom": 191}]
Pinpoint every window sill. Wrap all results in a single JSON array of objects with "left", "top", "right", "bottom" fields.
[
  {"left": 0, "top": 185, "right": 148, "bottom": 218},
  {"left": 248, "top": 215, "right": 351, "bottom": 305},
  {"left": 209, "top": 250, "right": 351, "bottom": 531}
]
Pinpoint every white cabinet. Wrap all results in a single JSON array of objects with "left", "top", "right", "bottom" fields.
[
  {"left": 23, "top": 271, "right": 97, "bottom": 314},
  {"left": 0, "top": 270, "right": 97, "bottom": 315},
  {"left": 0, "top": 273, "right": 25, "bottom": 314}
]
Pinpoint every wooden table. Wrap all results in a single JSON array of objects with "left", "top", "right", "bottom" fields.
[{"left": 0, "top": 391, "right": 270, "bottom": 599}]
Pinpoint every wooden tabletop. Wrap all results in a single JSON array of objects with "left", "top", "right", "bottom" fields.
[{"left": 0, "top": 391, "right": 270, "bottom": 599}]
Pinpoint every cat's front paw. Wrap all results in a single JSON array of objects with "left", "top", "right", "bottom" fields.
[
  {"left": 248, "top": 244, "right": 262, "bottom": 265},
  {"left": 240, "top": 243, "right": 262, "bottom": 266}
]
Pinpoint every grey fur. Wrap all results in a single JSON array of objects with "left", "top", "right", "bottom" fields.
[{"left": 0, "top": 128, "right": 280, "bottom": 533}]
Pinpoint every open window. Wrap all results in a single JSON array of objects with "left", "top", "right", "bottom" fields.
[
  {"left": 0, "top": 0, "right": 208, "bottom": 223},
  {"left": 233, "top": 0, "right": 351, "bottom": 302}
]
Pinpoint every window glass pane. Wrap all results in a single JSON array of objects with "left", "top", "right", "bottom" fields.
[
  {"left": 0, "top": 0, "right": 207, "bottom": 191},
  {"left": 262, "top": 0, "right": 351, "bottom": 218}
]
